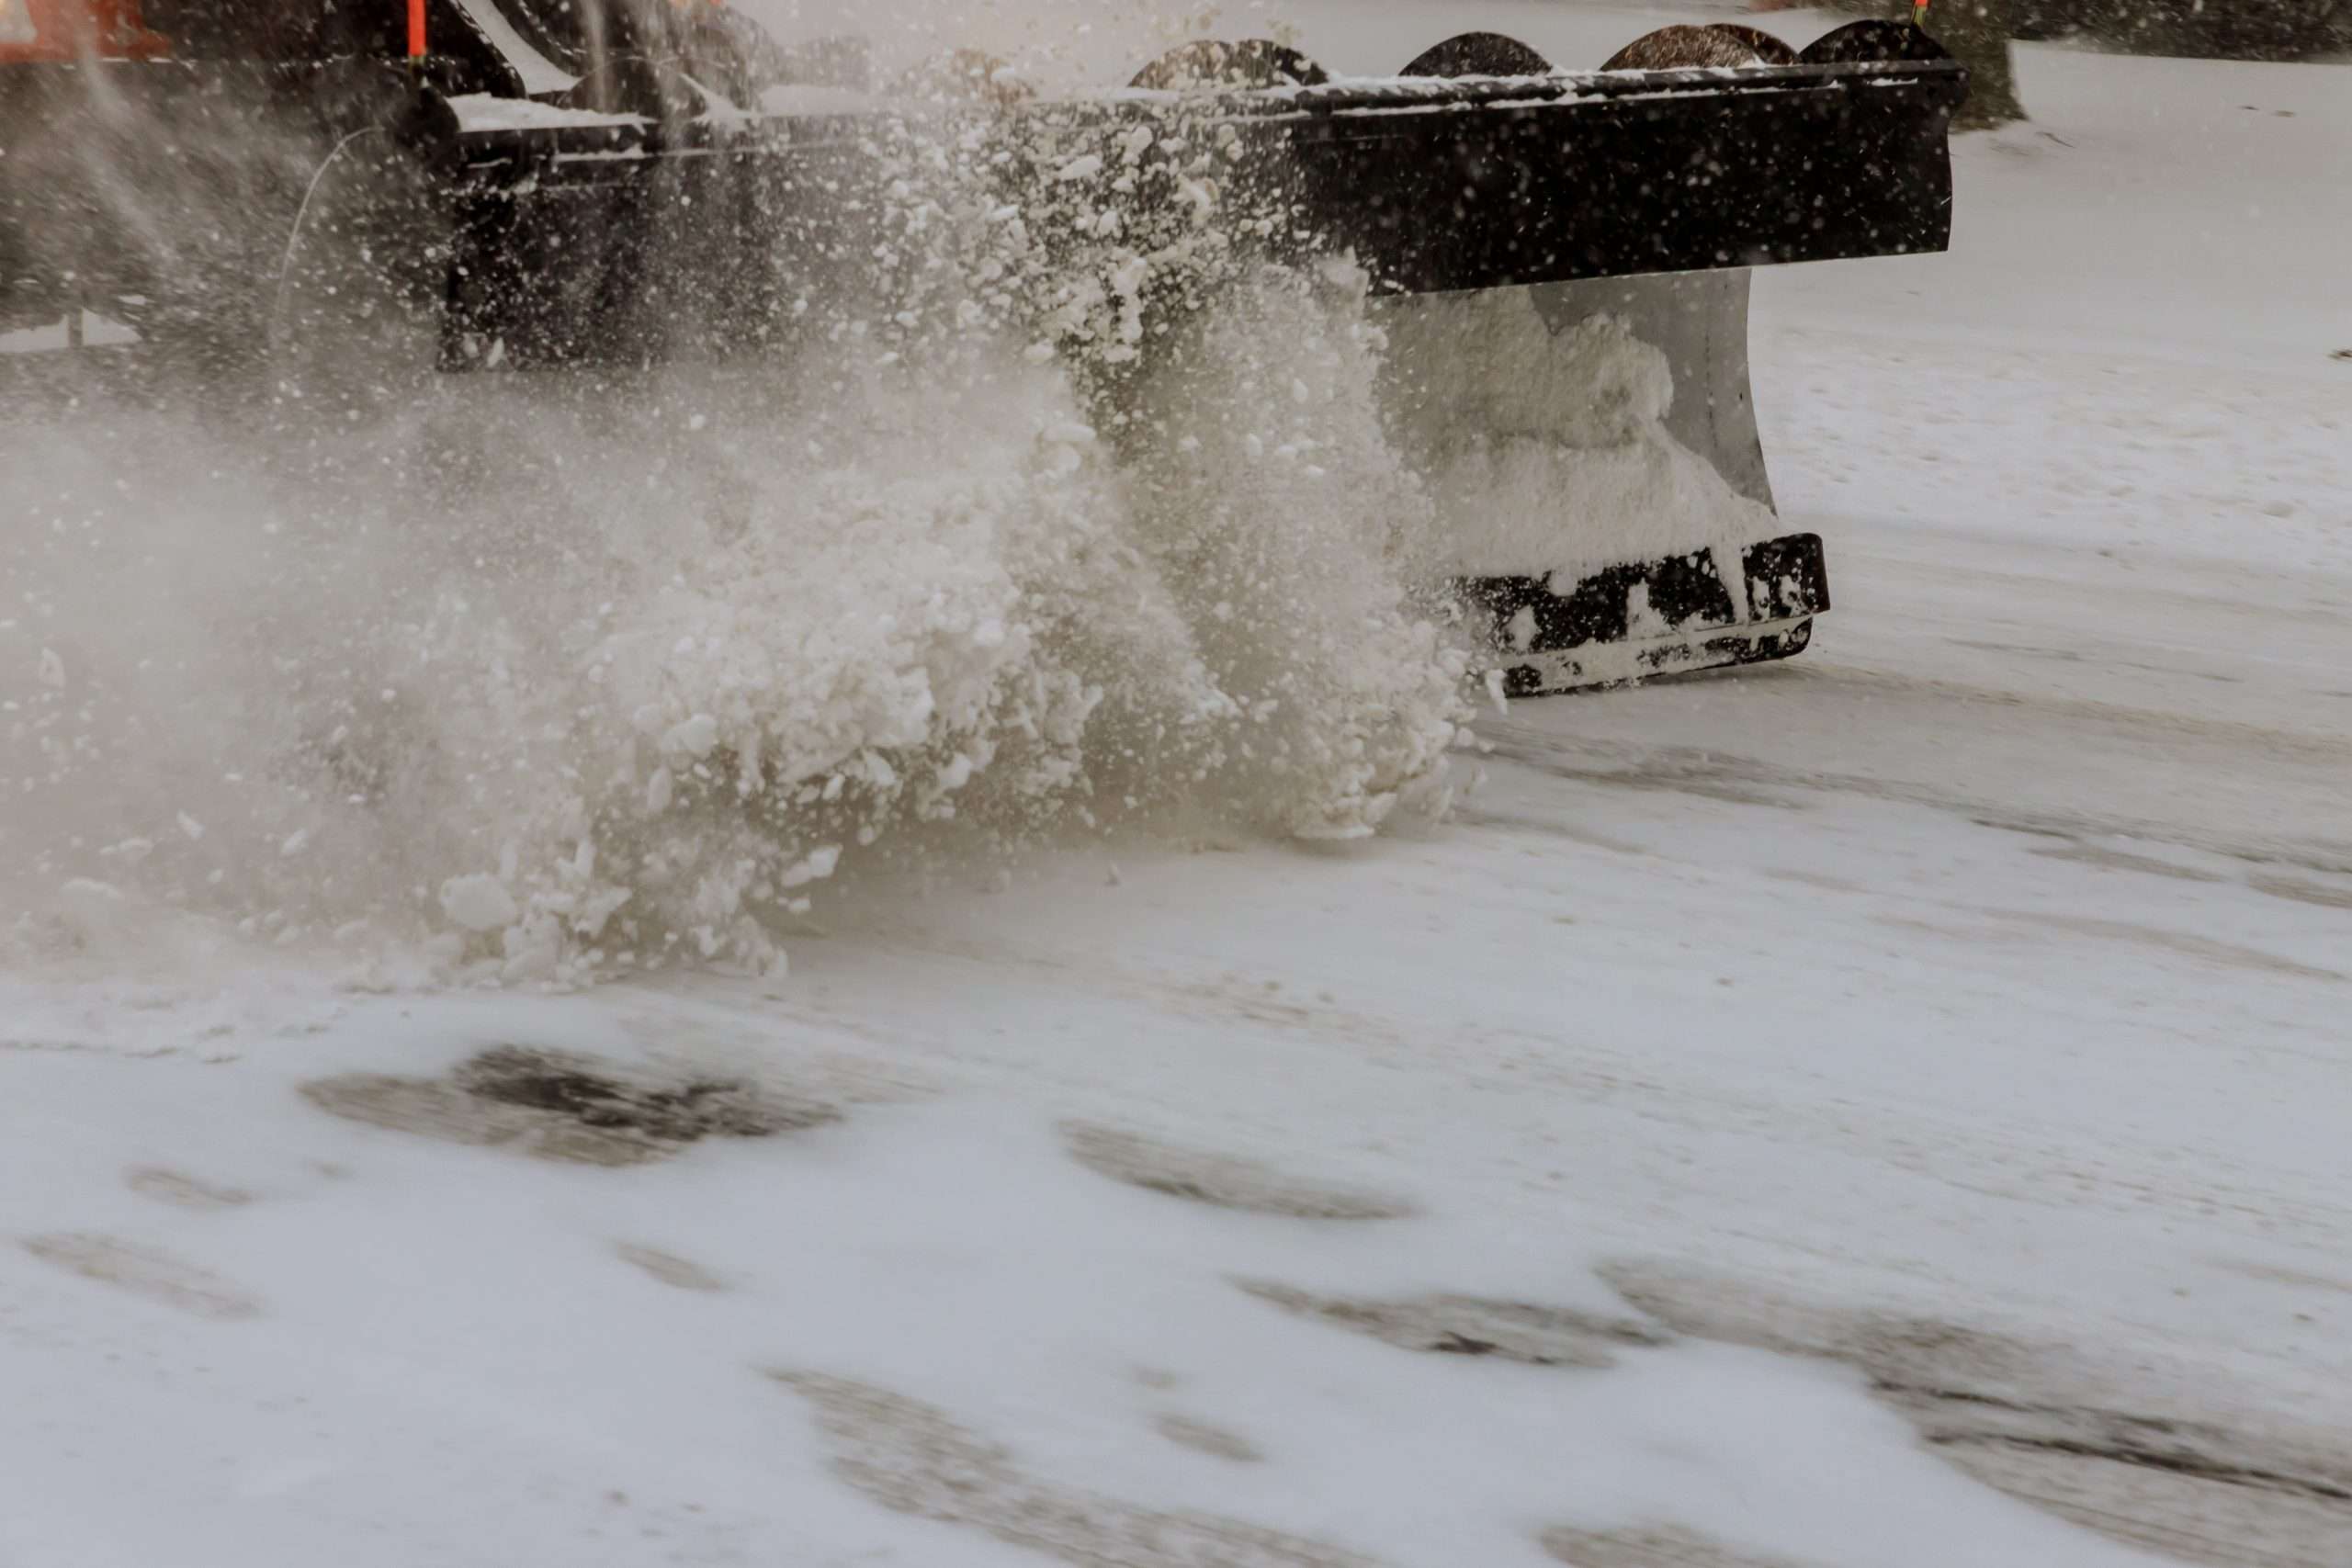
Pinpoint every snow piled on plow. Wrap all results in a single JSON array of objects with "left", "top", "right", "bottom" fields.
[{"left": 1385, "top": 286, "right": 1780, "bottom": 590}]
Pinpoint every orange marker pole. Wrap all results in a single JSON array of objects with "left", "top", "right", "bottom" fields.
[
  {"left": 407, "top": 0, "right": 426, "bottom": 59},
  {"left": 1910, "top": 0, "right": 1929, "bottom": 26}
]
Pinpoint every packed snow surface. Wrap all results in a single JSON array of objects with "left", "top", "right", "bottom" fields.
[{"left": 6, "top": 7, "right": 2352, "bottom": 1568}]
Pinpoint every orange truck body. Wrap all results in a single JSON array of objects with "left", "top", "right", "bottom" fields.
[{"left": 0, "top": 0, "right": 170, "bottom": 62}]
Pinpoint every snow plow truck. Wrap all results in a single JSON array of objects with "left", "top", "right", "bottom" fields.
[{"left": 0, "top": 0, "right": 1966, "bottom": 691}]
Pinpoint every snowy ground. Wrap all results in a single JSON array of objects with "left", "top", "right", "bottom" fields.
[{"left": 6, "top": 15, "right": 2351, "bottom": 1568}]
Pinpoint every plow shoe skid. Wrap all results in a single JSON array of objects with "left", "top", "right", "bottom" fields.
[{"left": 1471, "top": 535, "right": 1830, "bottom": 696}]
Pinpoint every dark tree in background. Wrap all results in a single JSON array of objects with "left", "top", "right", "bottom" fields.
[
  {"left": 1771, "top": 0, "right": 2352, "bottom": 127},
  {"left": 1757, "top": 0, "right": 2027, "bottom": 127},
  {"left": 1928, "top": 0, "right": 2027, "bottom": 129},
  {"left": 2013, "top": 0, "right": 2352, "bottom": 57},
  {"left": 1779, "top": 0, "right": 2351, "bottom": 60}
]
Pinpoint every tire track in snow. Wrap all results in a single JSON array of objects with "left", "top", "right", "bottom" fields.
[
  {"left": 1481, "top": 723, "right": 2352, "bottom": 880},
  {"left": 19, "top": 1234, "right": 263, "bottom": 1321}
]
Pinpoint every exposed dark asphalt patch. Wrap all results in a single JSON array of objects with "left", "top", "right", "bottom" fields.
[
  {"left": 453, "top": 1046, "right": 810, "bottom": 1141},
  {"left": 1236, "top": 1279, "right": 1667, "bottom": 1370},
  {"left": 1153, "top": 1413, "right": 1265, "bottom": 1463},
  {"left": 613, "top": 1242, "right": 729, "bottom": 1292},
  {"left": 125, "top": 1167, "right": 254, "bottom": 1211},
  {"left": 302, "top": 1045, "right": 836, "bottom": 1167},
  {"left": 2031, "top": 841, "right": 2228, "bottom": 884},
  {"left": 2249, "top": 874, "right": 2352, "bottom": 911},
  {"left": 1062, "top": 1122, "right": 1417, "bottom": 1221},
  {"left": 772, "top": 1371, "right": 1382, "bottom": 1567},
  {"left": 21, "top": 1233, "right": 264, "bottom": 1320},
  {"left": 1597, "top": 1258, "right": 2352, "bottom": 1568},
  {"left": 1541, "top": 1524, "right": 1814, "bottom": 1567}
]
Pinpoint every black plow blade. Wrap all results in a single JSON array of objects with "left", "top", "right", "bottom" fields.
[
  {"left": 1295, "top": 61, "right": 1965, "bottom": 295},
  {"left": 432, "top": 22, "right": 1965, "bottom": 363}
]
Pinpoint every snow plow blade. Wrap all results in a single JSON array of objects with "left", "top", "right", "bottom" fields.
[
  {"left": 1294, "top": 62, "right": 1964, "bottom": 296},
  {"left": 424, "top": 23, "right": 1964, "bottom": 364},
  {"left": 1469, "top": 534, "right": 1830, "bottom": 695},
  {"left": 1, "top": 7, "right": 1963, "bottom": 691},
  {"left": 0, "top": 11, "right": 1962, "bottom": 354}
]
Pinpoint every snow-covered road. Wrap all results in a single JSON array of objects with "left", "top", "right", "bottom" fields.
[{"left": 6, "top": 17, "right": 2349, "bottom": 1568}]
